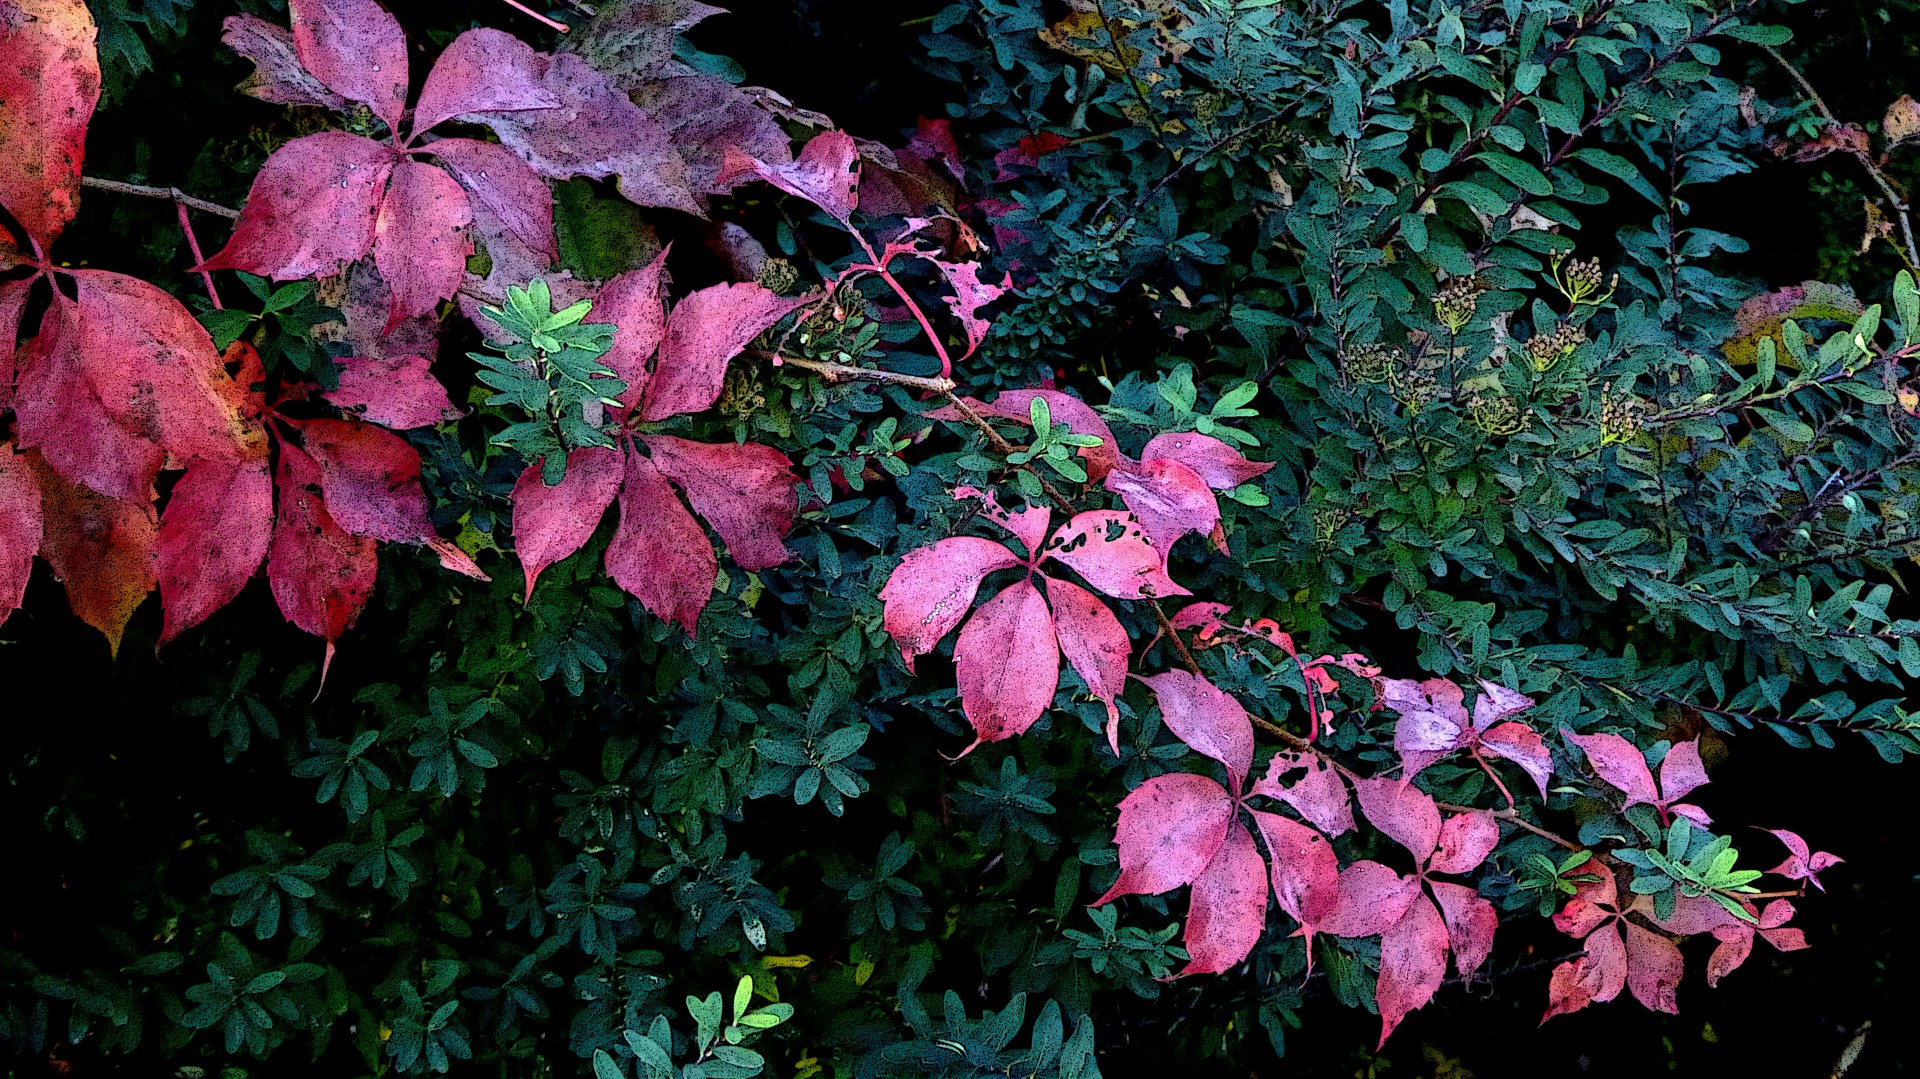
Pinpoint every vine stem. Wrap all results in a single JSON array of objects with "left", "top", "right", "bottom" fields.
[
  {"left": 496, "top": 0, "right": 569, "bottom": 32},
  {"left": 81, "top": 175, "right": 240, "bottom": 219},
  {"left": 745, "top": 350, "right": 956, "bottom": 393},
  {"left": 174, "top": 200, "right": 222, "bottom": 310}
]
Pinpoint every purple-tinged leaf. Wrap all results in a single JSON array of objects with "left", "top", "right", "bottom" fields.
[
  {"left": 428, "top": 137, "right": 557, "bottom": 267},
  {"left": 199, "top": 132, "right": 394, "bottom": 281},
  {"left": 1143, "top": 669, "right": 1253, "bottom": 786},
  {"left": 373, "top": 160, "right": 472, "bottom": 328},
  {"left": 644, "top": 282, "right": 811, "bottom": 420},
  {"left": 1252, "top": 750, "right": 1354, "bottom": 835},
  {"left": 1376, "top": 896, "right": 1448, "bottom": 1047},
  {"left": 1657, "top": 739, "right": 1709, "bottom": 804},
  {"left": 722, "top": 129, "right": 859, "bottom": 225},
  {"left": 1103, "top": 457, "right": 1221, "bottom": 558},
  {"left": 1471, "top": 678, "right": 1533, "bottom": 729},
  {"left": 1429, "top": 810, "right": 1498, "bottom": 876},
  {"left": 1139, "top": 432, "right": 1274, "bottom": 490},
  {"left": 222, "top": 14, "right": 346, "bottom": 110},
  {"left": 1430, "top": 879, "right": 1497, "bottom": 978},
  {"left": 411, "top": 27, "right": 557, "bottom": 134},
  {"left": 1044, "top": 576, "right": 1130, "bottom": 753},
  {"left": 287, "top": 0, "right": 408, "bottom": 130},
  {"left": 1479, "top": 721, "right": 1554, "bottom": 799},
  {"left": 642, "top": 434, "right": 796, "bottom": 571},
  {"left": 1249, "top": 809, "right": 1339, "bottom": 960},
  {"left": 1763, "top": 828, "right": 1842, "bottom": 891},
  {"left": 295, "top": 418, "right": 433, "bottom": 544},
  {"left": 324, "top": 355, "right": 460, "bottom": 429},
  {"left": 605, "top": 445, "right": 714, "bottom": 635},
  {"left": 1564, "top": 730, "right": 1660, "bottom": 806},
  {"left": 1354, "top": 776, "right": 1442, "bottom": 865},
  {"left": 1385, "top": 677, "right": 1468, "bottom": 783},
  {"left": 1318, "top": 860, "right": 1419, "bottom": 939}
]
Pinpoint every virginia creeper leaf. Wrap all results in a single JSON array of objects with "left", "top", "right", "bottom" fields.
[
  {"left": 1376, "top": 895, "right": 1449, "bottom": 1048},
  {"left": 1180, "top": 820, "right": 1268, "bottom": 976},
  {"left": 510, "top": 446, "right": 623, "bottom": 601},
  {"left": 324, "top": 355, "right": 461, "bottom": 429},
  {"left": 644, "top": 282, "right": 810, "bottom": 421},
  {"left": 1763, "top": 828, "right": 1842, "bottom": 891},
  {"left": 267, "top": 441, "right": 375, "bottom": 683},
  {"left": 1094, "top": 772, "right": 1234, "bottom": 903},
  {"left": 1143, "top": 669, "right": 1253, "bottom": 787},
  {"left": 605, "top": 445, "right": 714, "bottom": 636},
  {"left": 295, "top": 418, "right": 434, "bottom": 544},
  {"left": 954, "top": 578, "right": 1058, "bottom": 747},
  {"left": 373, "top": 160, "right": 473, "bottom": 328},
  {"left": 1103, "top": 457, "right": 1221, "bottom": 558},
  {"left": 641, "top": 434, "right": 796, "bottom": 572},
  {"left": 287, "top": 0, "right": 408, "bottom": 130},
  {"left": 222, "top": 14, "right": 346, "bottom": 110},
  {"left": 0, "top": 0, "right": 99, "bottom": 249},
  {"left": 30, "top": 450, "right": 156, "bottom": 656},
  {"left": 879, "top": 536, "right": 1020, "bottom": 670},
  {"left": 722, "top": 129, "right": 859, "bottom": 225},
  {"left": 1138, "top": 432, "right": 1274, "bottom": 489},
  {"left": 156, "top": 453, "right": 273, "bottom": 647},
  {"left": 1252, "top": 750, "right": 1354, "bottom": 835},
  {"left": 1043, "top": 576, "right": 1130, "bottom": 753},
  {"left": 0, "top": 443, "right": 44, "bottom": 627},
  {"left": 428, "top": 137, "right": 558, "bottom": 268},
  {"left": 586, "top": 250, "right": 669, "bottom": 409},
  {"left": 199, "top": 132, "right": 394, "bottom": 281},
  {"left": 410, "top": 27, "right": 557, "bottom": 134},
  {"left": 1043, "top": 510, "right": 1188, "bottom": 600}
]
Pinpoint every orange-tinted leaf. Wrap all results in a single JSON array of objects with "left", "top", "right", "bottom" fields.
[
  {"left": 30, "top": 450, "right": 156, "bottom": 654},
  {"left": 0, "top": 0, "right": 99, "bottom": 249}
]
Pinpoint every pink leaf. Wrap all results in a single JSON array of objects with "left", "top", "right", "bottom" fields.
[
  {"left": 1094, "top": 772, "right": 1235, "bottom": 903},
  {"left": 1429, "top": 810, "right": 1499, "bottom": 876},
  {"left": 0, "top": 0, "right": 99, "bottom": 249},
  {"left": 1142, "top": 669, "right": 1253, "bottom": 786},
  {"left": 1354, "top": 777, "right": 1442, "bottom": 865},
  {"left": 1043, "top": 510, "right": 1189, "bottom": 600},
  {"left": 1, "top": 277, "right": 30, "bottom": 411},
  {"left": 510, "top": 446, "right": 623, "bottom": 601},
  {"left": 1252, "top": 751, "right": 1354, "bottom": 835},
  {"left": 1471, "top": 679, "right": 1533, "bottom": 729},
  {"left": 0, "top": 444, "right": 44, "bottom": 627},
  {"left": 411, "top": 27, "right": 557, "bottom": 135},
  {"left": 954, "top": 578, "right": 1059, "bottom": 747},
  {"left": 12, "top": 297, "right": 164, "bottom": 501},
  {"left": 722, "top": 129, "right": 859, "bottom": 224},
  {"left": 928, "top": 258, "right": 1008, "bottom": 362},
  {"left": 157, "top": 453, "right": 273, "bottom": 647},
  {"left": 1376, "top": 895, "right": 1449, "bottom": 1047},
  {"left": 605, "top": 446, "right": 714, "bottom": 635},
  {"left": 428, "top": 137, "right": 557, "bottom": 268},
  {"left": 463, "top": 51, "right": 699, "bottom": 215},
  {"left": 374, "top": 160, "right": 472, "bottom": 328},
  {"left": 1180, "top": 819, "right": 1269, "bottom": 976},
  {"left": 1044, "top": 576, "right": 1131, "bottom": 753},
  {"left": 1384, "top": 677, "right": 1468, "bottom": 783},
  {"left": 295, "top": 418, "right": 432, "bottom": 544},
  {"left": 1704, "top": 926, "right": 1753, "bottom": 988},
  {"left": 953, "top": 485, "right": 1051, "bottom": 559},
  {"left": 642, "top": 434, "right": 796, "bottom": 571},
  {"left": 199, "top": 132, "right": 394, "bottom": 281},
  {"left": 584, "top": 249, "right": 669, "bottom": 410},
  {"left": 879, "top": 536, "right": 1020, "bottom": 669},
  {"left": 324, "top": 355, "right": 460, "bottom": 429},
  {"left": 1103, "top": 457, "right": 1221, "bottom": 557},
  {"left": 1430, "top": 879, "right": 1497, "bottom": 977},
  {"left": 222, "top": 14, "right": 346, "bottom": 110},
  {"left": 1478, "top": 722, "right": 1554, "bottom": 799},
  {"left": 287, "top": 0, "right": 408, "bottom": 130},
  {"left": 1319, "top": 860, "right": 1419, "bottom": 939},
  {"left": 267, "top": 442, "right": 376, "bottom": 675},
  {"left": 1657, "top": 739, "right": 1710, "bottom": 804},
  {"left": 1623, "top": 922, "right": 1684, "bottom": 1013},
  {"left": 1564, "top": 730, "right": 1660, "bottom": 807},
  {"left": 645, "top": 282, "right": 811, "bottom": 421},
  {"left": 1138, "top": 432, "right": 1273, "bottom": 490},
  {"left": 1249, "top": 809, "right": 1339, "bottom": 959},
  {"left": 1763, "top": 828, "right": 1842, "bottom": 891}
]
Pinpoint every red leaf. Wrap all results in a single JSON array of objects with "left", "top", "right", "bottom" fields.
[
  {"left": 1143, "top": 669, "right": 1253, "bottom": 785},
  {"left": 222, "top": 14, "right": 346, "bottom": 110},
  {"left": 324, "top": 355, "right": 460, "bottom": 429},
  {"left": 465, "top": 51, "right": 699, "bottom": 214},
  {"left": 723, "top": 129, "right": 859, "bottom": 224},
  {"left": 954, "top": 578, "right": 1059, "bottom": 747},
  {"left": 1430, "top": 879, "right": 1497, "bottom": 977},
  {"left": 1541, "top": 954, "right": 1607, "bottom": 1022},
  {"left": 1318, "top": 860, "right": 1419, "bottom": 939},
  {"left": 510, "top": 446, "right": 623, "bottom": 601},
  {"left": 1376, "top": 895, "right": 1448, "bottom": 1047},
  {"left": 428, "top": 137, "right": 557, "bottom": 268},
  {"left": 411, "top": 27, "right": 557, "bottom": 134},
  {"left": 642, "top": 434, "right": 796, "bottom": 571},
  {"left": 1180, "top": 819, "right": 1268, "bottom": 975},
  {"left": 605, "top": 445, "right": 714, "bottom": 635},
  {"left": 1429, "top": 810, "right": 1498, "bottom": 875},
  {"left": 582, "top": 250, "right": 669, "bottom": 409},
  {"left": 1763, "top": 828, "right": 1842, "bottom": 891},
  {"left": 645, "top": 282, "right": 810, "bottom": 420},
  {"left": 879, "top": 536, "right": 1020, "bottom": 670},
  {"left": 1252, "top": 750, "right": 1354, "bottom": 835},
  {"left": 0, "top": 0, "right": 99, "bottom": 249},
  {"left": 931, "top": 259, "right": 1008, "bottom": 363},
  {"left": 156, "top": 453, "right": 273, "bottom": 647},
  {"left": 1623, "top": 921, "right": 1683, "bottom": 1013},
  {"left": 992, "top": 130, "right": 1071, "bottom": 181},
  {"left": 0, "top": 444, "right": 44, "bottom": 627},
  {"left": 31, "top": 452, "right": 157, "bottom": 655},
  {"left": 287, "top": 0, "right": 408, "bottom": 130},
  {"left": 12, "top": 298, "right": 165, "bottom": 500},
  {"left": 1044, "top": 576, "right": 1131, "bottom": 752},
  {"left": 199, "top": 132, "right": 394, "bottom": 281},
  {"left": 1094, "top": 772, "right": 1235, "bottom": 903},
  {"left": 1043, "top": 510, "right": 1189, "bottom": 600},
  {"left": 1, "top": 276, "right": 30, "bottom": 411},
  {"left": 374, "top": 161, "right": 472, "bottom": 328},
  {"left": 1139, "top": 432, "right": 1274, "bottom": 489},
  {"left": 295, "top": 418, "right": 432, "bottom": 543},
  {"left": 1354, "top": 776, "right": 1442, "bottom": 865},
  {"left": 1102, "top": 457, "right": 1221, "bottom": 558},
  {"left": 267, "top": 441, "right": 376, "bottom": 678},
  {"left": 1249, "top": 809, "right": 1339, "bottom": 957}
]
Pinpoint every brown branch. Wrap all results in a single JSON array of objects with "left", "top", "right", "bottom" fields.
[
  {"left": 81, "top": 176, "right": 240, "bottom": 220},
  {"left": 746, "top": 350, "right": 956, "bottom": 393}
]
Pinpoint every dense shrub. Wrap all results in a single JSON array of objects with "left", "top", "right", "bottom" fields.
[{"left": 2, "top": 0, "right": 1917, "bottom": 1075}]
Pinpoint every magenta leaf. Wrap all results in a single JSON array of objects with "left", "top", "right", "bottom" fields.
[
  {"left": 0, "top": 445, "right": 44, "bottom": 628},
  {"left": 1043, "top": 510, "right": 1189, "bottom": 600},
  {"left": 1431, "top": 879, "right": 1498, "bottom": 978},
  {"left": 1248, "top": 809, "right": 1339, "bottom": 958},
  {"left": 510, "top": 446, "right": 624, "bottom": 601},
  {"left": 1094, "top": 772, "right": 1234, "bottom": 903},
  {"left": 1143, "top": 669, "right": 1253, "bottom": 788},
  {"left": 641, "top": 434, "right": 796, "bottom": 571},
  {"left": 1138, "top": 432, "right": 1274, "bottom": 490},
  {"left": 1102, "top": 457, "right": 1221, "bottom": 558},
  {"left": 954, "top": 578, "right": 1059, "bottom": 747},
  {"left": 1657, "top": 739, "right": 1710, "bottom": 805},
  {"left": 1385, "top": 677, "right": 1469, "bottom": 783},
  {"left": 723, "top": 129, "right": 859, "bottom": 225},
  {"left": 1428, "top": 810, "right": 1498, "bottom": 876},
  {"left": 605, "top": 446, "right": 714, "bottom": 635},
  {"left": 287, "top": 0, "right": 409, "bottom": 130},
  {"left": 1622, "top": 922, "right": 1684, "bottom": 1013},
  {"left": 953, "top": 485, "right": 1050, "bottom": 559},
  {"left": 267, "top": 441, "right": 376, "bottom": 681},
  {"left": 13, "top": 313, "right": 165, "bottom": 501},
  {"left": 223, "top": 14, "right": 347, "bottom": 111},
  {"left": 324, "top": 355, "right": 460, "bottom": 429},
  {"left": 1317, "top": 860, "right": 1418, "bottom": 939},
  {"left": 1471, "top": 678, "right": 1532, "bottom": 727},
  {"left": 1376, "top": 895, "right": 1449, "bottom": 1047},
  {"left": 1563, "top": 730, "right": 1661, "bottom": 807},
  {"left": 374, "top": 160, "right": 473, "bottom": 327},
  {"left": 879, "top": 537, "right": 1020, "bottom": 670},
  {"left": 928, "top": 257, "right": 1009, "bottom": 362},
  {"left": 295, "top": 419, "right": 433, "bottom": 544},
  {"left": 1252, "top": 750, "right": 1354, "bottom": 836},
  {"left": 410, "top": 27, "right": 557, "bottom": 134},
  {"left": 644, "top": 282, "right": 812, "bottom": 421},
  {"left": 1478, "top": 721, "right": 1553, "bottom": 799},
  {"left": 428, "top": 138, "right": 557, "bottom": 269},
  {"left": 1354, "top": 776, "right": 1442, "bottom": 865},
  {"left": 157, "top": 453, "right": 273, "bottom": 647},
  {"left": 199, "top": 132, "right": 394, "bottom": 281},
  {"left": 930, "top": 389, "right": 1120, "bottom": 481},
  {"left": 1763, "top": 828, "right": 1842, "bottom": 891},
  {"left": 1180, "top": 820, "right": 1269, "bottom": 975},
  {"left": 584, "top": 250, "right": 669, "bottom": 409},
  {"left": 1043, "top": 576, "right": 1131, "bottom": 753}
]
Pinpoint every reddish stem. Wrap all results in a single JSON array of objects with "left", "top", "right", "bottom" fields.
[
  {"left": 496, "top": 0, "right": 569, "bottom": 32},
  {"left": 848, "top": 231, "right": 956, "bottom": 378},
  {"left": 1472, "top": 748, "right": 1517, "bottom": 811},
  {"left": 175, "top": 200, "right": 222, "bottom": 311}
]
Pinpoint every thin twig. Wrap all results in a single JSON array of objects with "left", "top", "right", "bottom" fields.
[
  {"left": 746, "top": 350, "right": 956, "bottom": 393},
  {"left": 174, "top": 200, "right": 222, "bottom": 310},
  {"left": 80, "top": 176, "right": 240, "bottom": 219},
  {"left": 496, "top": 0, "right": 569, "bottom": 33}
]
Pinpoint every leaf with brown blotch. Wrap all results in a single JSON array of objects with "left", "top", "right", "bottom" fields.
[{"left": 0, "top": 0, "right": 99, "bottom": 250}]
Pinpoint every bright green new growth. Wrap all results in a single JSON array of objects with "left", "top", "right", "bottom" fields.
[{"left": 473, "top": 279, "right": 623, "bottom": 486}]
